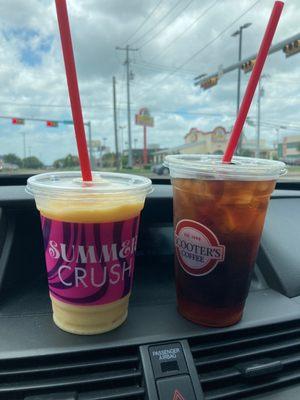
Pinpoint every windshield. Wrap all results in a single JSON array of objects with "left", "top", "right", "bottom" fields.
[{"left": 0, "top": 0, "right": 299, "bottom": 182}]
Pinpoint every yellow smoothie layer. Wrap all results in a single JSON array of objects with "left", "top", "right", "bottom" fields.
[
  {"left": 37, "top": 198, "right": 144, "bottom": 223},
  {"left": 51, "top": 294, "right": 130, "bottom": 335}
]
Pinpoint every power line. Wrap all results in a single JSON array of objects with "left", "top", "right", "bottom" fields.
[
  {"left": 121, "top": 0, "right": 164, "bottom": 46},
  {"left": 132, "top": 61, "right": 198, "bottom": 75},
  {"left": 139, "top": 0, "right": 195, "bottom": 49},
  {"left": 135, "top": 51, "right": 199, "bottom": 73},
  {"left": 130, "top": 0, "right": 184, "bottom": 46},
  {"left": 148, "top": 0, "right": 219, "bottom": 60},
  {"left": 0, "top": 101, "right": 118, "bottom": 109},
  {"left": 134, "top": 0, "right": 261, "bottom": 101}
]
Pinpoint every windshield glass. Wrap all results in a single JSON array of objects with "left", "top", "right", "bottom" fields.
[{"left": 0, "top": 0, "right": 299, "bottom": 182}]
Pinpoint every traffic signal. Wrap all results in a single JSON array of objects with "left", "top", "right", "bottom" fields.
[
  {"left": 46, "top": 120, "right": 59, "bottom": 127},
  {"left": 241, "top": 59, "right": 256, "bottom": 73},
  {"left": 283, "top": 40, "right": 300, "bottom": 57},
  {"left": 200, "top": 76, "right": 218, "bottom": 90},
  {"left": 12, "top": 118, "right": 25, "bottom": 125}
]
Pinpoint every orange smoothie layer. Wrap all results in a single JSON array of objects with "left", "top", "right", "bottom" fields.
[{"left": 37, "top": 198, "right": 144, "bottom": 223}]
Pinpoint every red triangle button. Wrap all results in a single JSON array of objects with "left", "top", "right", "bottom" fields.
[{"left": 173, "top": 389, "right": 186, "bottom": 400}]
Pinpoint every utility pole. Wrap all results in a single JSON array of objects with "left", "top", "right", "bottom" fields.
[
  {"left": 112, "top": 76, "right": 120, "bottom": 170},
  {"left": 86, "top": 121, "right": 94, "bottom": 169},
  {"left": 255, "top": 79, "right": 261, "bottom": 158},
  {"left": 22, "top": 132, "right": 27, "bottom": 159},
  {"left": 255, "top": 74, "right": 269, "bottom": 158},
  {"left": 119, "top": 125, "right": 126, "bottom": 169},
  {"left": 231, "top": 23, "right": 252, "bottom": 154},
  {"left": 143, "top": 126, "right": 148, "bottom": 165},
  {"left": 116, "top": 45, "right": 138, "bottom": 168}
]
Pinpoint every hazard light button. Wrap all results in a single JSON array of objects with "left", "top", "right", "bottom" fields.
[{"left": 156, "top": 375, "right": 196, "bottom": 400}]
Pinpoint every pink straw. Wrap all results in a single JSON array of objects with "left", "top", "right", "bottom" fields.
[
  {"left": 55, "top": 0, "right": 92, "bottom": 181},
  {"left": 223, "top": 1, "right": 284, "bottom": 163}
]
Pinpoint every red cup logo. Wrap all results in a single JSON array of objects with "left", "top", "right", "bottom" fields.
[{"left": 175, "top": 219, "right": 225, "bottom": 276}]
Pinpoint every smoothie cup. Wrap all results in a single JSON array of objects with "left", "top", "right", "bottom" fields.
[
  {"left": 165, "top": 155, "right": 286, "bottom": 327},
  {"left": 27, "top": 171, "right": 152, "bottom": 335}
]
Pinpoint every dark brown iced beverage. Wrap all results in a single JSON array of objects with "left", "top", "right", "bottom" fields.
[{"left": 165, "top": 155, "right": 286, "bottom": 327}]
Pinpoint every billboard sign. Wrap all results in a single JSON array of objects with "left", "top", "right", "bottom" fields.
[{"left": 135, "top": 108, "right": 154, "bottom": 127}]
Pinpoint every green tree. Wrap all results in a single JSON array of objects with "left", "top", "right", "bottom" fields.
[
  {"left": 53, "top": 154, "right": 79, "bottom": 169},
  {"left": 3, "top": 153, "right": 22, "bottom": 167},
  {"left": 22, "top": 156, "right": 44, "bottom": 169},
  {"left": 240, "top": 149, "right": 253, "bottom": 157},
  {"left": 101, "top": 153, "right": 116, "bottom": 168},
  {"left": 121, "top": 155, "right": 128, "bottom": 168}
]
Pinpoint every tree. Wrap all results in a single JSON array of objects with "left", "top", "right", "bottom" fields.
[
  {"left": 101, "top": 153, "right": 116, "bottom": 168},
  {"left": 240, "top": 149, "right": 253, "bottom": 157},
  {"left": 22, "top": 156, "right": 44, "bottom": 169},
  {"left": 3, "top": 153, "right": 22, "bottom": 167},
  {"left": 53, "top": 154, "right": 79, "bottom": 169}
]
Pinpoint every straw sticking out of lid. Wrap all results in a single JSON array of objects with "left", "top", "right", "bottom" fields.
[{"left": 55, "top": 0, "right": 92, "bottom": 181}]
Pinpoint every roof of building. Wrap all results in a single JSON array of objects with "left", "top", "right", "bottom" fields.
[{"left": 154, "top": 141, "right": 205, "bottom": 155}]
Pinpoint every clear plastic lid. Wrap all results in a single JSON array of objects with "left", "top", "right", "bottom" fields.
[
  {"left": 26, "top": 171, "right": 152, "bottom": 199},
  {"left": 164, "top": 155, "right": 287, "bottom": 180}
]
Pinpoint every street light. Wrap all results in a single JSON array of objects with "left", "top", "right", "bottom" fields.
[
  {"left": 231, "top": 22, "right": 252, "bottom": 114},
  {"left": 255, "top": 74, "right": 270, "bottom": 157},
  {"left": 119, "top": 126, "right": 126, "bottom": 169},
  {"left": 119, "top": 126, "right": 126, "bottom": 153},
  {"left": 232, "top": 22, "right": 252, "bottom": 154}
]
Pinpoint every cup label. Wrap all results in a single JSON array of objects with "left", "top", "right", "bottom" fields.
[
  {"left": 41, "top": 215, "right": 140, "bottom": 306},
  {"left": 175, "top": 219, "right": 225, "bottom": 276}
]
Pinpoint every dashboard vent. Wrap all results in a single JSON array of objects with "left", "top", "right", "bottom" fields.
[
  {"left": 190, "top": 320, "right": 300, "bottom": 399},
  {"left": 0, "top": 345, "right": 145, "bottom": 400}
]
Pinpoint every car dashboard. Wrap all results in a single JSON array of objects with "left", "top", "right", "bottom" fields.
[{"left": 0, "top": 181, "right": 300, "bottom": 400}]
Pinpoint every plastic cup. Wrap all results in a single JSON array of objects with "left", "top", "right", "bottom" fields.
[
  {"left": 164, "top": 155, "right": 286, "bottom": 327},
  {"left": 26, "top": 171, "right": 152, "bottom": 335}
]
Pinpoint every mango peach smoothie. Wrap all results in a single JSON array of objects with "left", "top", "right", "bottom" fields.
[{"left": 27, "top": 172, "right": 152, "bottom": 335}]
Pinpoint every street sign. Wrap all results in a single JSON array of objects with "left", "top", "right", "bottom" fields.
[{"left": 135, "top": 108, "right": 154, "bottom": 127}]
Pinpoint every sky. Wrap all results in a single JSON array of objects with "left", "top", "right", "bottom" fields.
[{"left": 0, "top": 0, "right": 299, "bottom": 164}]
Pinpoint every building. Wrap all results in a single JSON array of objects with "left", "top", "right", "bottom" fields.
[
  {"left": 240, "top": 138, "right": 275, "bottom": 159},
  {"left": 278, "top": 135, "right": 300, "bottom": 162},
  {"left": 153, "top": 126, "right": 229, "bottom": 164}
]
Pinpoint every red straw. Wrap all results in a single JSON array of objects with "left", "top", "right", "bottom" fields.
[
  {"left": 55, "top": 0, "right": 92, "bottom": 181},
  {"left": 222, "top": 1, "right": 284, "bottom": 163}
]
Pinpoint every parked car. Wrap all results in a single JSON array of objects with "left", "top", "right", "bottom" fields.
[{"left": 151, "top": 163, "right": 169, "bottom": 175}]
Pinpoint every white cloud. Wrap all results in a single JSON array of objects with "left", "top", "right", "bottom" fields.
[{"left": 0, "top": 0, "right": 299, "bottom": 164}]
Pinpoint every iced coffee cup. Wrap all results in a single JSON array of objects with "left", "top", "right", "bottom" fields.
[
  {"left": 26, "top": 171, "right": 152, "bottom": 335},
  {"left": 165, "top": 155, "right": 286, "bottom": 327}
]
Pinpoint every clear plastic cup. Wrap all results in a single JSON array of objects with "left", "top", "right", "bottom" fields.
[
  {"left": 164, "top": 155, "right": 286, "bottom": 327},
  {"left": 26, "top": 171, "right": 152, "bottom": 335}
]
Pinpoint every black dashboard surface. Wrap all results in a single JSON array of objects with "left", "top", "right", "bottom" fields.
[{"left": 0, "top": 184, "right": 300, "bottom": 400}]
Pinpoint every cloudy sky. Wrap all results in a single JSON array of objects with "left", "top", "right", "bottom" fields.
[{"left": 0, "top": 0, "right": 299, "bottom": 164}]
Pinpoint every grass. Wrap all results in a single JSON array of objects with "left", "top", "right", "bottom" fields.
[{"left": 287, "top": 165, "right": 300, "bottom": 174}]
